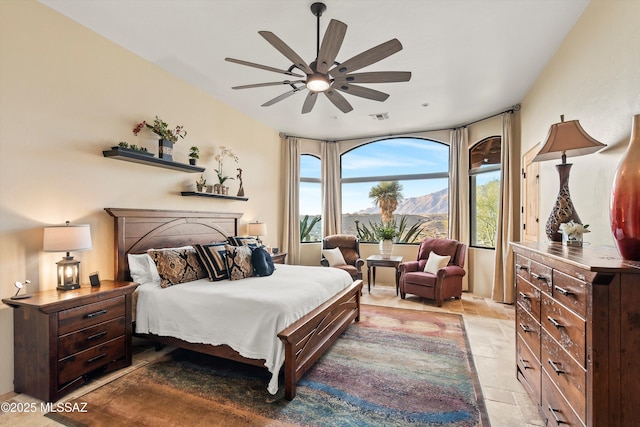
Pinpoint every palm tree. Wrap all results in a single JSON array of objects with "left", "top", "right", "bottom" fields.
[{"left": 368, "top": 181, "right": 403, "bottom": 223}]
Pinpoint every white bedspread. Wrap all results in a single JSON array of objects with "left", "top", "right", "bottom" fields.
[{"left": 135, "top": 264, "right": 353, "bottom": 394}]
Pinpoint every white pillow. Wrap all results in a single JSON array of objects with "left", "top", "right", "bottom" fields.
[
  {"left": 128, "top": 253, "right": 160, "bottom": 284},
  {"left": 322, "top": 247, "right": 347, "bottom": 267},
  {"left": 423, "top": 252, "right": 451, "bottom": 274}
]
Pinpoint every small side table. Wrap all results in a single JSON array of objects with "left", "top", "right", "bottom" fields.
[
  {"left": 271, "top": 252, "right": 287, "bottom": 264},
  {"left": 366, "top": 255, "right": 403, "bottom": 294}
]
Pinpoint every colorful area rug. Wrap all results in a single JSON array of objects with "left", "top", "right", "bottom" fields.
[{"left": 47, "top": 305, "right": 488, "bottom": 426}]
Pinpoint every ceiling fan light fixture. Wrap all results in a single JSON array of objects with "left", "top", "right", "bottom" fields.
[{"left": 306, "top": 73, "right": 330, "bottom": 92}]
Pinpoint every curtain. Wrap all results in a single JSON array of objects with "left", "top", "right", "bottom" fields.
[
  {"left": 449, "top": 127, "right": 470, "bottom": 291},
  {"left": 282, "top": 136, "right": 300, "bottom": 264},
  {"left": 321, "top": 141, "right": 341, "bottom": 236},
  {"left": 492, "top": 112, "right": 516, "bottom": 303}
]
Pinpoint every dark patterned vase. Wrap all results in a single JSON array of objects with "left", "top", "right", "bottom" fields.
[
  {"left": 610, "top": 114, "right": 640, "bottom": 260},
  {"left": 158, "top": 138, "right": 174, "bottom": 161},
  {"left": 545, "top": 163, "right": 582, "bottom": 242}
]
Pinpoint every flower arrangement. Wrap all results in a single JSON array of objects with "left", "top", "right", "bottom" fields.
[
  {"left": 214, "top": 146, "right": 239, "bottom": 185},
  {"left": 133, "top": 116, "right": 187, "bottom": 143},
  {"left": 559, "top": 221, "right": 590, "bottom": 236}
]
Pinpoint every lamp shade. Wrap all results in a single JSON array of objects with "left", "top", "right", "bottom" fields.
[
  {"left": 247, "top": 222, "right": 267, "bottom": 237},
  {"left": 532, "top": 116, "right": 606, "bottom": 162},
  {"left": 43, "top": 223, "right": 92, "bottom": 252}
]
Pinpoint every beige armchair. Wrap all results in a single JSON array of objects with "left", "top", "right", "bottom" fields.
[{"left": 320, "top": 234, "right": 364, "bottom": 281}]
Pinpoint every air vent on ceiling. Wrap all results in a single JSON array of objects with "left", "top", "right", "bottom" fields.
[{"left": 370, "top": 113, "right": 389, "bottom": 121}]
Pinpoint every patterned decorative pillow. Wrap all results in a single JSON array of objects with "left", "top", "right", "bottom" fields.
[
  {"left": 193, "top": 243, "right": 228, "bottom": 281},
  {"left": 252, "top": 246, "right": 275, "bottom": 277},
  {"left": 224, "top": 244, "right": 253, "bottom": 280},
  {"left": 147, "top": 247, "right": 207, "bottom": 288},
  {"left": 228, "top": 236, "right": 261, "bottom": 249}
]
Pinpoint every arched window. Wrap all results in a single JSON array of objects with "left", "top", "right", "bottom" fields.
[
  {"left": 469, "top": 136, "right": 501, "bottom": 248},
  {"left": 341, "top": 137, "right": 449, "bottom": 243},
  {"left": 299, "top": 154, "right": 321, "bottom": 242}
]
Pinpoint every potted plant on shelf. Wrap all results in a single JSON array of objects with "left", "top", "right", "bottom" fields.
[
  {"left": 189, "top": 146, "right": 199, "bottom": 165},
  {"left": 133, "top": 116, "right": 187, "bottom": 161},
  {"left": 214, "top": 146, "right": 239, "bottom": 194},
  {"left": 113, "top": 141, "right": 152, "bottom": 156},
  {"left": 373, "top": 222, "right": 399, "bottom": 258},
  {"left": 195, "top": 175, "right": 207, "bottom": 192}
]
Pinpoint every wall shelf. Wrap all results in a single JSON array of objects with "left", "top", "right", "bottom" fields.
[
  {"left": 181, "top": 191, "right": 248, "bottom": 201},
  {"left": 103, "top": 148, "right": 205, "bottom": 172}
]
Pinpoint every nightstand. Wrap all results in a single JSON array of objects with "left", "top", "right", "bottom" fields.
[
  {"left": 2, "top": 280, "right": 138, "bottom": 402},
  {"left": 271, "top": 252, "right": 287, "bottom": 264}
]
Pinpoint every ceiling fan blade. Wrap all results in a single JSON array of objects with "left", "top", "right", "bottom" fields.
[
  {"left": 316, "top": 19, "right": 347, "bottom": 74},
  {"left": 261, "top": 88, "right": 304, "bottom": 107},
  {"left": 232, "top": 80, "right": 305, "bottom": 90},
  {"left": 225, "top": 58, "right": 305, "bottom": 78},
  {"left": 333, "top": 71, "right": 411, "bottom": 84},
  {"left": 302, "top": 91, "right": 319, "bottom": 114},
  {"left": 329, "top": 39, "right": 403, "bottom": 76},
  {"left": 334, "top": 83, "right": 389, "bottom": 102},
  {"left": 259, "top": 31, "right": 314, "bottom": 75},
  {"left": 324, "top": 89, "right": 353, "bottom": 113}
]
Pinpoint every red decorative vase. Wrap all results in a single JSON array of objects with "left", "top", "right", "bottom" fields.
[{"left": 610, "top": 114, "right": 640, "bottom": 261}]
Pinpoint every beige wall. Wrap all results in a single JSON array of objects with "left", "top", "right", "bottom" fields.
[
  {"left": 520, "top": 0, "right": 640, "bottom": 246},
  {"left": 0, "top": 1, "right": 280, "bottom": 395}
]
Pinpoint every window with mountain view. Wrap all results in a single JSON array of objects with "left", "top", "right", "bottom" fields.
[
  {"left": 341, "top": 138, "right": 449, "bottom": 243},
  {"left": 469, "top": 136, "right": 501, "bottom": 248},
  {"left": 300, "top": 154, "right": 322, "bottom": 242}
]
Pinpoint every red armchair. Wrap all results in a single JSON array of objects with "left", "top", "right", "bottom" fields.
[
  {"left": 320, "top": 234, "right": 364, "bottom": 281},
  {"left": 399, "top": 238, "right": 467, "bottom": 306}
]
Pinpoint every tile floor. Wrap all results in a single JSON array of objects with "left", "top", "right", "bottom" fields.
[{"left": 1, "top": 285, "right": 545, "bottom": 427}]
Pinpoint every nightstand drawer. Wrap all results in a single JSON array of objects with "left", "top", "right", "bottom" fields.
[
  {"left": 58, "top": 316, "right": 126, "bottom": 358},
  {"left": 58, "top": 336, "right": 126, "bottom": 385},
  {"left": 58, "top": 296, "right": 125, "bottom": 335}
]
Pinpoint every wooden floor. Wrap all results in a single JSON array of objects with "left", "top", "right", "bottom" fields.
[{"left": 1, "top": 285, "right": 544, "bottom": 427}]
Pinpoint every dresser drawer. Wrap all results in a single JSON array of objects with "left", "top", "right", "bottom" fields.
[
  {"left": 58, "top": 336, "right": 126, "bottom": 385},
  {"left": 541, "top": 371, "right": 585, "bottom": 427},
  {"left": 58, "top": 296, "right": 125, "bottom": 335},
  {"left": 517, "top": 275, "right": 541, "bottom": 321},
  {"left": 530, "top": 260, "right": 552, "bottom": 295},
  {"left": 542, "top": 331, "right": 586, "bottom": 420},
  {"left": 553, "top": 270, "right": 587, "bottom": 319},
  {"left": 515, "top": 254, "right": 531, "bottom": 281},
  {"left": 516, "top": 303, "right": 541, "bottom": 358},
  {"left": 58, "top": 316, "right": 126, "bottom": 359},
  {"left": 542, "top": 295, "right": 586, "bottom": 367},
  {"left": 517, "top": 335, "right": 541, "bottom": 405}
]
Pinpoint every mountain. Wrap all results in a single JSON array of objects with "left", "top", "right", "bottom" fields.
[{"left": 354, "top": 188, "right": 448, "bottom": 215}]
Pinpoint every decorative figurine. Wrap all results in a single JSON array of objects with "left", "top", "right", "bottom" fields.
[{"left": 237, "top": 168, "right": 245, "bottom": 197}]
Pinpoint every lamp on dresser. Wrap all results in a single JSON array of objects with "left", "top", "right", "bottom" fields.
[
  {"left": 532, "top": 115, "right": 606, "bottom": 241},
  {"left": 43, "top": 221, "right": 92, "bottom": 290},
  {"left": 247, "top": 221, "right": 267, "bottom": 245}
]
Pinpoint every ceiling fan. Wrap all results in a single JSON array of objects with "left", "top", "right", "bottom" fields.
[{"left": 225, "top": 2, "right": 411, "bottom": 114}]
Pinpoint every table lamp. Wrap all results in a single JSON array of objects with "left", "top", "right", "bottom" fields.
[
  {"left": 247, "top": 221, "right": 267, "bottom": 245},
  {"left": 43, "top": 221, "right": 92, "bottom": 290},
  {"left": 533, "top": 115, "right": 606, "bottom": 241}
]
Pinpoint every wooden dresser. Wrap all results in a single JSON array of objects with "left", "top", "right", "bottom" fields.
[
  {"left": 2, "top": 280, "right": 138, "bottom": 402},
  {"left": 511, "top": 242, "right": 640, "bottom": 427}
]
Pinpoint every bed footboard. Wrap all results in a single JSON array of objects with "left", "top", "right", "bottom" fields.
[{"left": 277, "top": 279, "right": 362, "bottom": 400}]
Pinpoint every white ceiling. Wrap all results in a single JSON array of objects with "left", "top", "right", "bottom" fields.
[{"left": 39, "top": 0, "right": 589, "bottom": 140}]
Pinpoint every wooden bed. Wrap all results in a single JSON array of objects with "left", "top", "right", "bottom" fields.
[{"left": 105, "top": 208, "right": 362, "bottom": 400}]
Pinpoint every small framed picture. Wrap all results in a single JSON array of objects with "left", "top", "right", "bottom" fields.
[{"left": 89, "top": 272, "right": 100, "bottom": 287}]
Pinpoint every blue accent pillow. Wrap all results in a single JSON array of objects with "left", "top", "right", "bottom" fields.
[{"left": 252, "top": 246, "right": 275, "bottom": 277}]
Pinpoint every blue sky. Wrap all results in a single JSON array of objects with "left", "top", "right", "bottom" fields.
[{"left": 300, "top": 138, "right": 451, "bottom": 215}]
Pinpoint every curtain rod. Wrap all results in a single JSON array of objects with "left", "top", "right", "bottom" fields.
[{"left": 280, "top": 104, "right": 520, "bottom": 142}]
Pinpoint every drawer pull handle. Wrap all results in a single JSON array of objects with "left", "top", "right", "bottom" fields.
[
  {"left": 531, "top": 273, "right": 548, "bottom": 282},
  {"left": 548, "top": 405, "right": 568, "bottom": 425},
  {"left": 547, "top": 316, "right": 564, "bottom": 329},
  {"left": 548, "top": 359, "right": 565, "bottom": 375},
  {"left": 519, "top": 357, "right": 533, "bottom": 370},
  {"left": 86, "top": 309, "right": 107, "bottom": 319},
  {"left": 87, "top": 331, "right": 107, "bottom": 341},
  {"left": 518, "top": 291, "right": 530, "bottom": 300},
  {"left": 555, "top": 286, "right": 573, "bottom": 297},
  {"left": 519, "top": 322, "right": 532, "bottom": 333},
  {"left": 87, "top": 353, "right": 108, "bottom": 364},
  {"left": 515, "top": 263, "right": 528, "bottom": 271}
]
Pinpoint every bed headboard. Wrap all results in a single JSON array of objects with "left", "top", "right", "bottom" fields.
[{"left": 105, "top": 208, "right": 242, "bottom": 282}]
